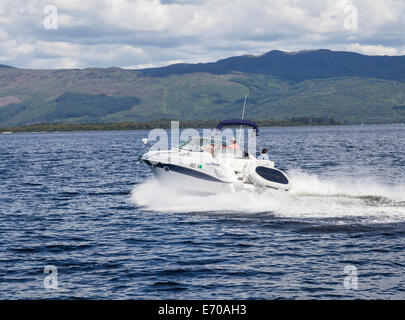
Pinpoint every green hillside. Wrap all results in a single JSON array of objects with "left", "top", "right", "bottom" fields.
[{"left": 1, "top": 50, "right": 405, "bottom": 126}]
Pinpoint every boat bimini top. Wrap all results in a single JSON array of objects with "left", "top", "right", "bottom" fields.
[{"left": 215, "top": 119, "right": 259, "bottom": 135}]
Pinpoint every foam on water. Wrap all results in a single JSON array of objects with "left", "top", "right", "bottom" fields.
[{"left": 130, "top": 169, "right": 405, "bottom": 223}]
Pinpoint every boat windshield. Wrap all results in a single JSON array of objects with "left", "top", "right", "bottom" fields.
[{"left": 178, "top": 137, "right": 224, "bottom": 152}]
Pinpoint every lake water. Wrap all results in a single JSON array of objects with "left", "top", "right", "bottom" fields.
[{"left": 0, "top": 124, "right": 404, "bottom": 299}]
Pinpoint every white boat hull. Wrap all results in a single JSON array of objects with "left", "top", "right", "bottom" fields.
[{"left": 148, "top": 164, "right": 235, "bottom": 194}]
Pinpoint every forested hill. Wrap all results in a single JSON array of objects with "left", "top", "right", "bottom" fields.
[{"left": 1, "top": 49, "right": 405, "bottom": 126}]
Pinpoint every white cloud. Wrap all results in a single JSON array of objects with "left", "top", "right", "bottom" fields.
[
  {"left": 346, "top": 43, "right": 402, "bottom": 56},
  {"left": 30, "top": 57, "right": 81, "bottom": 69},
  {"left": 0, "top": 0, "right": 404, "bottom": 68}
]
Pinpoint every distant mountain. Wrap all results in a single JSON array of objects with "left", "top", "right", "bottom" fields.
[
  {"left": 141, "top": 49, "right": 405, "bottom": 81},
  {"left": 0, "top": 64, "right": 15, "bottom": 69},
  {"left": 1, "top": 50, "right": 405, "bottom": 126}
]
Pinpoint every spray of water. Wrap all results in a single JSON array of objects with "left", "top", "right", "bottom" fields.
[{"left": 129, "top": 169, "right": 405, "bottom": 223}]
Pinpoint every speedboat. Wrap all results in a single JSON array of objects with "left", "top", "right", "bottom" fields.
[{"left": 140, "top": 119, "right": 291, "bottom": 194}]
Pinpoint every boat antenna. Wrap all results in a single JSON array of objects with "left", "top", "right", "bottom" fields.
[{"left": 238, "top": 93, "right": 247, "bottom": 145}]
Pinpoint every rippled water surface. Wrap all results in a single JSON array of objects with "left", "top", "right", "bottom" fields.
[{"left": 1, "top": 125, "right": 405, "bottom": 299}]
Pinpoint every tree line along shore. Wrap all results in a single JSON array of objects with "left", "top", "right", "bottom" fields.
[{"left": 0, "top": 117, "right": 342, "bottom": 133}]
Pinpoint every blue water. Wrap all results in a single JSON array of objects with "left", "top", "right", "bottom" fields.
[{"left": 1, "top": 125, "right": 405, "bottom": 299}]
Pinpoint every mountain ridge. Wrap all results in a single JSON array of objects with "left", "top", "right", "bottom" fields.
[
  {"left": 140, "top": 49, "right": 405, "bottom": 80},
  {"left": 0, "top": 64, "right": 15, "bottom": 69}
]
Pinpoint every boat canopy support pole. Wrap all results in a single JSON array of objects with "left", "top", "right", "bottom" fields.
[{"left": 238, "top": 93, "right": 248, "bottom": 146}]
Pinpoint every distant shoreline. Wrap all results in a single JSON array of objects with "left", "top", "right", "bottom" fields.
[
  {"left": 2, "top": 119, "right": 404, "bottom": 134},
  {"left": 0, "top": 118, "right": 347, "bottom": 133},
  {"left": 1, "top": 122, "right": 403, "bottom": 134}
]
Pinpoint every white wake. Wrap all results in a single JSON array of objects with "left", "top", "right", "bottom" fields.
[{"left": 129, "top": 169, "right": 405, "bottom": 223}]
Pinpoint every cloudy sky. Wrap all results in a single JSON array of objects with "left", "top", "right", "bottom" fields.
[{"left": 0, "top": 0, "right": 405, "bottom": 69}]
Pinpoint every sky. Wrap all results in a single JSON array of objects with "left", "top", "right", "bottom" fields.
[{"left": 0, "top": 0, "right": 405, "bottom": 69}]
